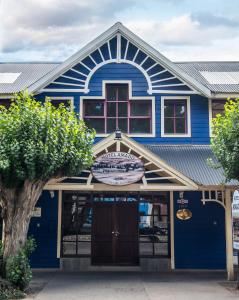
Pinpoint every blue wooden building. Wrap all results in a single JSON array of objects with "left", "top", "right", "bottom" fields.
[{"left": 0, "top": 23, "right": 238, "bottom": 279}]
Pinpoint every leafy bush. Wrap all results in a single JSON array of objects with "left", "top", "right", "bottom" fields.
[
  {"left": 5, "top": 237, "right": 36, "bottom": 291},
  {"left": 0, "top": 279, "right": 25, "bottom": 300}
]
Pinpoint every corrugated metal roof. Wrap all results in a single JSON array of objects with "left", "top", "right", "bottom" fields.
[
  {"left": 144, "top": 144, "right": 237, "bottom": 186},
  {"left": 0, "top": 63, "right": 59, "bottom": 94},
  {"left": 1, "top": 61, "right": 239, "bottom": 94},
  {"left": 176, "top": 62, "right": 239, "bottom": 93}
]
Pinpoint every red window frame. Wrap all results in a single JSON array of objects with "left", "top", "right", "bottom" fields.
[
  {"left": 83, "top": 83, "right": 152, "bottom": 134},
  {"left": 164, "top": 99, "right": 188, "bottom": 135}
]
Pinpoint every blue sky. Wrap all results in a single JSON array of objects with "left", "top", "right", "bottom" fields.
[{"left": 0, "top": 0, "right": 239, "bottom": 62}]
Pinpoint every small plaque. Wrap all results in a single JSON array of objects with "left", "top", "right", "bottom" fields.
[{"left": 176, "top": 209, "right": 192, "bottom": 220}]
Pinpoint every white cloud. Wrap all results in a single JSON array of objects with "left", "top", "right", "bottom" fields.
[{"left": 0, "top": 0, "right": 239, "bottom": 62}]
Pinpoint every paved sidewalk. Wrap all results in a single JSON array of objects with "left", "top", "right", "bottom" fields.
[{"left": 26, "top": 271, "right": 239, "bottom": 300}]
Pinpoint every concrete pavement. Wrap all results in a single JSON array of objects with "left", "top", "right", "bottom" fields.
[{"left": 26, "top": 271, "right": 239, "bottom": 300}]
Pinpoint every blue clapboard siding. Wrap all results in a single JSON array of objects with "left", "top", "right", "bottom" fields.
[
  {"left": 37, "top": 62, "right": 210, "bottom": 144},
  {"left": 28, "top": 191, "right": 59, "bottom": 268},
  {"left": 174, "top": 191, "right": 226, "bottom": 269}
]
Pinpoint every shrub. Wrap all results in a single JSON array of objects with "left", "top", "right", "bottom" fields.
[{"left": 5, "top": 237, "right": 36, "bottom": 291}]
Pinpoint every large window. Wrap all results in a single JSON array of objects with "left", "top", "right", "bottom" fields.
[
  {"left": 83, "top": 83, "right": 153, "bottom": 135},
  {"left": 161, "top": 96, "right": 191, "bottom": 137}
]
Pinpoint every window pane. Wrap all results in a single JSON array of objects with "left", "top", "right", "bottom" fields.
[
  {"left": 118, "top": 102, "right": 127, "bottom": 117},
  {"left": 107, "top": 85, "right": 117, "bottom": 101},
  {"left": 130, "top": 119, "right": 151, "bottom": 134},
  {"left": 51, "top": 99, "right": 71, "bottom": 109},
  {"left": 175, "top": 118, "right": 187, "bottom": 134},
  {"left": 118, "top": 118, "right": 128, "bottom": 133},
  {"left": 118, "top": 84, "right": 128, "bottom": 101},
  {"left": 131, "top": 101, "right": 151, "bottom": 116},
  {"left": 77, "top": 242, "right": 91, "bottom": 255},
  {"left": 212, "top": 100, "right": 227, "bottom": 118},
  {"left": 175, "top": 101, "right": 186, "bottom": 117},
  {"left": 154, "top": 243, "right": 168, "bottom": 256},
  {"left": 84, "top": 118, "right": 105, "bottom": 133},
  {"left": 164, "top": 118, "right": 174, "bottom": 134},
  {"left": 107, "top": 102, "right": 116, "bottom": 117},
  {"left": 164, "top": 102, "right": 174, "bottom": 117},
  {"left": 107, "top": 118, "right": 116, "bottom": 133},
  {"left": 84, "top": 100, "right": 104, "bottom": 116},
  {"left": 140, "top": 243, "right": 153, "bottom": 255}
]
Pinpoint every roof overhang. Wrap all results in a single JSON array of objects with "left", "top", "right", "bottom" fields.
[{"left": 28, "top": 22, "right": 212, "bottom": 97}]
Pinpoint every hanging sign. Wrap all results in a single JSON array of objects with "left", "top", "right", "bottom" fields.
[
  {"left": 91, "top": 152, "right": 144, "bottom": 186},
  {"left": 232, "top": 190, "right": 239, "bottom": 250},
  {"left": 32, "top": 207, "right": 41, "bottom": 217}
]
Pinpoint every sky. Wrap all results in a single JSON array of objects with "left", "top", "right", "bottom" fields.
[{"left": 0, "top": 0, "right": 239, "bottom": 62}]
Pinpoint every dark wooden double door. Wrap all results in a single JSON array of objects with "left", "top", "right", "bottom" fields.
[{"left": 92, "top": 201, "right": 138, "bottom": 265}]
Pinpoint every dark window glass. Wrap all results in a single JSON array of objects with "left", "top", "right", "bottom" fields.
[
  {"left": 118, "top": 102, "right": 127, "bottom": 117},
  {"left": 50, "top": 99, "right": 72, "bottom": 109},
  {"left": 84, "top": 118, "right": 105, "bottom": 133},
  {"left": 131, "top": 101, "right": 151, "bottom": 116},
  {"left": 84, "top": 100, "right": 104, "bottom": 116},
  {"left": 107, "top": 102, "right": 116, "bottom": 117},
  {"left": 130, "top": 119, "right": 151, "bottom": 133},
  {"left": 0, "top": 99, "right": 11, "bottom": 108},
  {"left": 107, "top": 85, "right": 117, "bottom": 101},
  {"left": 118, "top": 85, "right": 128, "bottom": 101},
  {"left": 212, "top": 100, "right": 227, "bottom": 118},
  {"left": 107, "top": 118, "right": 116, "bottom": 133},
  {"left": 164, "top": 99, "right": 188, "bottom": 134},
  {"left": 83, "top": 84, "right": 152, "bottom": 134},
  {"left": 118, "top": 118, "right": 128, "bottom": 133}
]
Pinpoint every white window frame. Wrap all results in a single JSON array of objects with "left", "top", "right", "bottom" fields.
[
  {"left": 161, "top": 96, "right": 191, "bottom": 138},
  {"left": 46, "top": 96, "right": 74, "bottom": 111},
  {"left": 80, "top": 80, "right": 155, "bottom": 137}
]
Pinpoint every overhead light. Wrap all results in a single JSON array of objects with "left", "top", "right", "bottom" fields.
[{"left": 115, "top": 128, "right": 122, "bottom": 140}]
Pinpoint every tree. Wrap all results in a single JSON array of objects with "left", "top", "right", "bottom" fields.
[
  {"left": 211, "top": 98, "right": 239, "bottom": 181},
  {"left": 0, "top": 91, "right": 95, "bottom": 261}
]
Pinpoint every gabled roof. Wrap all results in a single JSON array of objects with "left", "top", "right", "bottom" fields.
[
  {"left": 0, "top": 62, "right": 58, "bottom": 94},
  {"left": 26, "top": 22, "right": 211, "bottom": 97}
]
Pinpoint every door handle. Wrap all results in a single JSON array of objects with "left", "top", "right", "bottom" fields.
[{"left": 112, "top": 231, "right": 120, "bottom": 237}]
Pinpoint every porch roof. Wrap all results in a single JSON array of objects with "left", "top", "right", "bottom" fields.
[{"left": 144, "top": 144, "right": 237, "bottom": 186}]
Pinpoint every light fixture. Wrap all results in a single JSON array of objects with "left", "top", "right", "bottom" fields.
[
  {"left": 49, "top": 190, "right": 55, "bottom": 199},
  {"left": 115, "top": 128, "right": 122, "bottom": 140}
]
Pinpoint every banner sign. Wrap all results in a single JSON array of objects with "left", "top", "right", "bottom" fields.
[
  {"left": 91, "top": 152, "right": 144, "bottom": 186},
  {"left": 232, "top": 190, "right": 239, "bottom": 250}
]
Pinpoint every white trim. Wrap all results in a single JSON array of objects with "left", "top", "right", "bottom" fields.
[
  {"left": 153, "top": 83, "right": 186, "bottom": 88},
  {"left": 60, "top": 75, "right": 85, "bottom": 83},
  {"left": 98, "top": 47, "right": 105, "bottom": 62},
  {"left": 212, "top": 93, "right": 239, "bottom": 98},
  {"left": 208, "top": 98, "right": 213, "bottom": 137},
  {"left": 117, "top": 33, "right": 121, "bottom": 62},
  {"left": 28, "top": 22, "right": 211, "bottom": 97},
  {"left": 39, "top": 88, "right": 85, "bottom": 93},
  {"left": 146, "top": 62, "right": 157, "bottom": 72},
  {"left": 84, "top": 59, "right": 153, "bottom": 94},
  {"left": 161, "top": 96, "right": 191, "bottom": 138},
  {"left": 151, "top": 76, "right": 176, "bottom": 84},
  {"left": 46, "top": 96, "right": 74, "bottom": 111},
  {"left": 150, "top": 69, "right": 167, "bottom": 78},
  {"left": 80, "top": 61, "right": 92, "bottom": 72},
  {"left": 57, "top": 190, "right": 62, "bottom": 258},
  {"left": 71, "top": 68, "right": 88, "bottom": 77},
  {"left": 170, "top": 191, "right": 175, "bottom": 269},
  {"left": 133, "top": 48, "right": 140, "bottom": 62},
  {"left": 80, "top": 80, "right": 155, "bottom": 138},
  {"left": 152, "top": 90, "right": 197, "bottom": 94},
  {"left": 89, "top": 55, "right": 97, "bottom": 65},
  {"left": 51, "top": 81, "right": 84, "bottom": 87},
  {"left": 107, "top": 41, "right": 112, "bottom": 60},
  {"left": 124, "top": 40, "right": 129, "bottom": 60},
  {"left": 140, "top": 56, "right": 148, "bottom": 66}
]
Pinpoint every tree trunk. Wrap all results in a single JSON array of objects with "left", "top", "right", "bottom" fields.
[{"left": 0, "top": 180, "right": 46, "bottom": 260}]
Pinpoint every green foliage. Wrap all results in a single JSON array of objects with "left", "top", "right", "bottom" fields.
[
  {"left": 211, "top": 98, "right": 239, "bottom": 181},
  {"left": 5, "top": 237, "right": 36, "bottom": 291},
  {"left": 0, "top": 279, "right": 24, "bottom": 300},
  {"left": 0, "top": 91, "right": 95, "bottom": 188}
]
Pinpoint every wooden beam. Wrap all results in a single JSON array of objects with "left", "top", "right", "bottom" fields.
[{"left": 225, "top": 188, "right": 234, "bottom": 280}]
